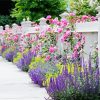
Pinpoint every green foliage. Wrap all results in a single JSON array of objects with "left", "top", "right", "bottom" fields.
[
  {"left": 0, "top": 15, "right": 16, "bottom": 26},
  {"left": 2, "top": 47, "right": 15, "bottom": 58},
  {"left": 13, "top": 48, "right": 29, "bottom": 64},
  {"left": 50, "top": 90, "right": 100, "bottom": 100},
  {"left": 13, "top": 52, "right": 23, "bottom": 64},
  {"left": 11, "top": 0, "right": 67, "bottom": 22},
  {"left": 67, "top": 0, "right": 98, "bottom": 16}
]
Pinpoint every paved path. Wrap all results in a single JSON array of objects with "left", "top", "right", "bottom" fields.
[{"left": 0, "top": 57, "right": 49, "bottom": 100}]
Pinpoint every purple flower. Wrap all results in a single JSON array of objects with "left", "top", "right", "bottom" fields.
[
  {"left": 29, "top": 68, "right": 46, "bottom": 87},
  {"left": 5, "top": 51, "right": 16, "bottom": 62},
  {"left": 16, "top": 50, "right": 35, "bottom": 71},
  {"left": 56, "top": 75, "right": 66, "bottom": 91},
  {"left": 47, "top": 57, "right": 100, "bottom": 99},
  {"left": 48, "top": 78, "right": 57, "bottom": 93}
]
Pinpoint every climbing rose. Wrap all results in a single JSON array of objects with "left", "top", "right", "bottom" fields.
[
  {"left": 57, "top": 28, "right": 63, "bottom": 33},
  {"left": 49, "top": 46, "right": 57, "bottom": 53},
  {"left": 45, "top": 55, "right": 51, "bottom": 61},
  {"left": 46, "top": 15, "right": 51, "bottom": 19}
]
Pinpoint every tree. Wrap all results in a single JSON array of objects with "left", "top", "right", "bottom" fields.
[
  {"left": 0, "top": 15, "right": 16, "bottom": 26},
  {"left": 66, "top": 0, "right": 98, "bottom": 16},
  {"left": 11, "top": 0, "right": 67, "bottom": 22}
]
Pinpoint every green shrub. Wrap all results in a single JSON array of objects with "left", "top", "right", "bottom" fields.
[
  {"left": 11, "top": 0, "right": 67, "bottom": 22},
  {"left": 66, "top": 0, "right": 98, "bottom": 16},
  {"left": 0, "top": 15, "right": 16, "bottom": 26}
]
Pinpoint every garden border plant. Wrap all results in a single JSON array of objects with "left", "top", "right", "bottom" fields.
[{"left": 0, "top": 14, "right": 99, "bottom": 100}]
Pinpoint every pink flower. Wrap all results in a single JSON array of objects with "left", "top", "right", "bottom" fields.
[
  {"left": 91, "top": 16, "right": 97, "bottom": 21},
  {"left": 74, "top": 42, "right": 81, "bottom": 51},
  {"left": 35, "top": 27, "right": 40, "bottom": 31},
  {"left": 57, "top": 22, "right": 61, "bottom": 26},
  {"left": 2, "top": 31, "right": 6, "bottom": 35},
  {"left": 82, "top": 15, "right": 89, "bottom": 22},
  {"left": 82, "top": 15, "right": 89, "bottom": 19},
  {"left": 61, "top": 18, "right": 68, "bottom": 27},
  {"left": 45, "top": 55, "right": 51, "bottom": 61},
  {"left": 77, "top": 19, "right": 81, "bottom": 23},
  {"left": 57, "top": 28, "right": 63, "bottom": 33},
  {"left": 39, "top": 32, "right": 46, "bottom": 38},
  {"left": 7, "top": 37, "right": 11, "bottom": 41},
  {"left": 49, "top": 46, "right": 57, "bottom": 53},
  {"left": 61, "top": 30, "right": 71, "bottom": 42},
  {"left": 13, "top": 35, "right": 18, "bottom": 42},
  {"left": 81, "top": 36, "right": 85, "bottom": 44},
  {"left": 69, "top": 12, "right": 75, "bottom": 16},
  {"left": 46, "top": 15, "right": 51, "bottom": 19},
  {"left": 26, "top": 33, "right": 30, "bottom": 37},
  {"left": 72, "top": 51, "right": 78, "bottom": 58},
  {"left": 2, "top": 45, "right": 7, "bottom": 49},
  {"left": 47, "top": 27, "right": 52, "bottom": 32},
  {"left": 52, "top": 18, "right": 59, "bottom": 24}
]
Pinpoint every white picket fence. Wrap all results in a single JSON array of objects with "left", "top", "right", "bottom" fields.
[
  {"left": 75, "top": 6, "right": 100, "bottom": 63},
  {"left": 0, "top": 6, "right": 100, "bottom": 66}
]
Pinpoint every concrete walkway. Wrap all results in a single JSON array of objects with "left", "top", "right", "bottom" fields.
[{"left": 0, "top": 57, "right": 49, "bottom": 100}]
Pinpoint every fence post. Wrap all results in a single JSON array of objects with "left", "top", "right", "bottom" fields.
[
  {"left": 96, "top": 6, "right": 100, "bottom": 68},
  {"left": 59, "top": 12, "right": 68, "bottom": 19},
  {"left": 39, "top": 17, "right": 47, "bottom": 33},
  {"left": 21, "top": 18, "right": 32, "bottom": 34},
  {"left": 5, "top": 25, "right": 10, "bottom": 31},
  {"left": 58, "top": 12, "right": 68, "bottom": 55},
  {"left": 12, "top": 23, "right": 18, "bottom": 34},
  {"left": 0, "top": 26, "right": 3, "bottom": 33}
]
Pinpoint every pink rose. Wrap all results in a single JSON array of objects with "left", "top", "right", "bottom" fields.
[
  {"left": 57, "top": 28, "right": 63, "bottom": 33},
  {"left": 61, "top": 30, "right": 71, "bottom": 42},
  {"left": 45, "top": 55, "right": 51, "bottom": 61},
  {"left": 26, "top": 33, "right": 30, "bottom": 37},
  {"left": 69, "top": 12, "right": 75, "bottom": 16},
  {"left": 72, "top": 51, "right": 78, "bottom": 59},
  {"left": 91, "top": 16, "right": 97, "bottom": 21},
  {"left": 46, "top": 15, "right": 51, "bottom": 19},
  {"left": 39, "top": 32, "right": 46, "bottom": 38},
  {"left": 52, "top": 18, "right": 59, "bottom": 24},
  {"left": 13, "top": 35, "right": 18, "bottom": 42},
  {"left": 61, "top": 18, "right": 68, "bottom": 27},
  {"left": 74, "top": 42, "right": 81, "bottom": 50},
  {"left": 49, "top": 46, "right": 57, "bottom": 53},
  {"left": 82, "top": 15, "right": 89, "bottom": 22}
]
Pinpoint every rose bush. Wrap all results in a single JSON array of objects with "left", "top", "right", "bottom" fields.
[{"left": 0, "top": 14, "right": 99, "bottom": 100}]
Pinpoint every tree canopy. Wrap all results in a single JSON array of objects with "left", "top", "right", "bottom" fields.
[
  {"left": 11, "top": 0, "right": 67, "bottom": 22},
  {"left": 66, "top": 0, "right": 99, "bottom": 16}
]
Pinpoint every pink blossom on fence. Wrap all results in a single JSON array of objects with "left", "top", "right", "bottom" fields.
[
  {"left": 57, "top": 28, "right": 63, "bottom": 33},
  {"left": 69, "top": 12, "right": 76, "bottom": 16},
  {"left": 45, "top": 55, "right": 51, "bottom": 61},
  {"left": 46, "top": 15, "right": 52, "bottom": 19},
  {"left": 49, "top": 46, "right": 57, "bottom": 53},
  {"left": 60, "top": 18, "right": 69, "bottom": 27},
  {"left": 52, "top": 18, "right": 59, "bottom": 25},
  {"left": 61, "top": 30, "right": 71, "bottom": 42},
  {"left": 13, "top": 35, "right": 18, "bottom": 42}
]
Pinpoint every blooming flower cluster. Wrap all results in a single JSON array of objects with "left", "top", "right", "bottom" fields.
[
  {"left": 47, "top": 57, "right": 100, "bottom": 100},
  {"left": 0, "top": 14, "right": 99, "bottom": 100}
]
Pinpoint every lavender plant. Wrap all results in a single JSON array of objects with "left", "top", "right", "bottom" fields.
[
  {"left": 5, "top": 51, "right": 16, "bottom": 62},
  {"left": 16, "top": 50, "right": 34, "bottom": 72},
  {"left": 29, "top": 67, "right": 46, "bottom": 87},
  {"left": 46, "top": 58, "right": 100, "bottom": 100},
  {"left": 29, "top": 59, "right": 59, "bottom": 87}
]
